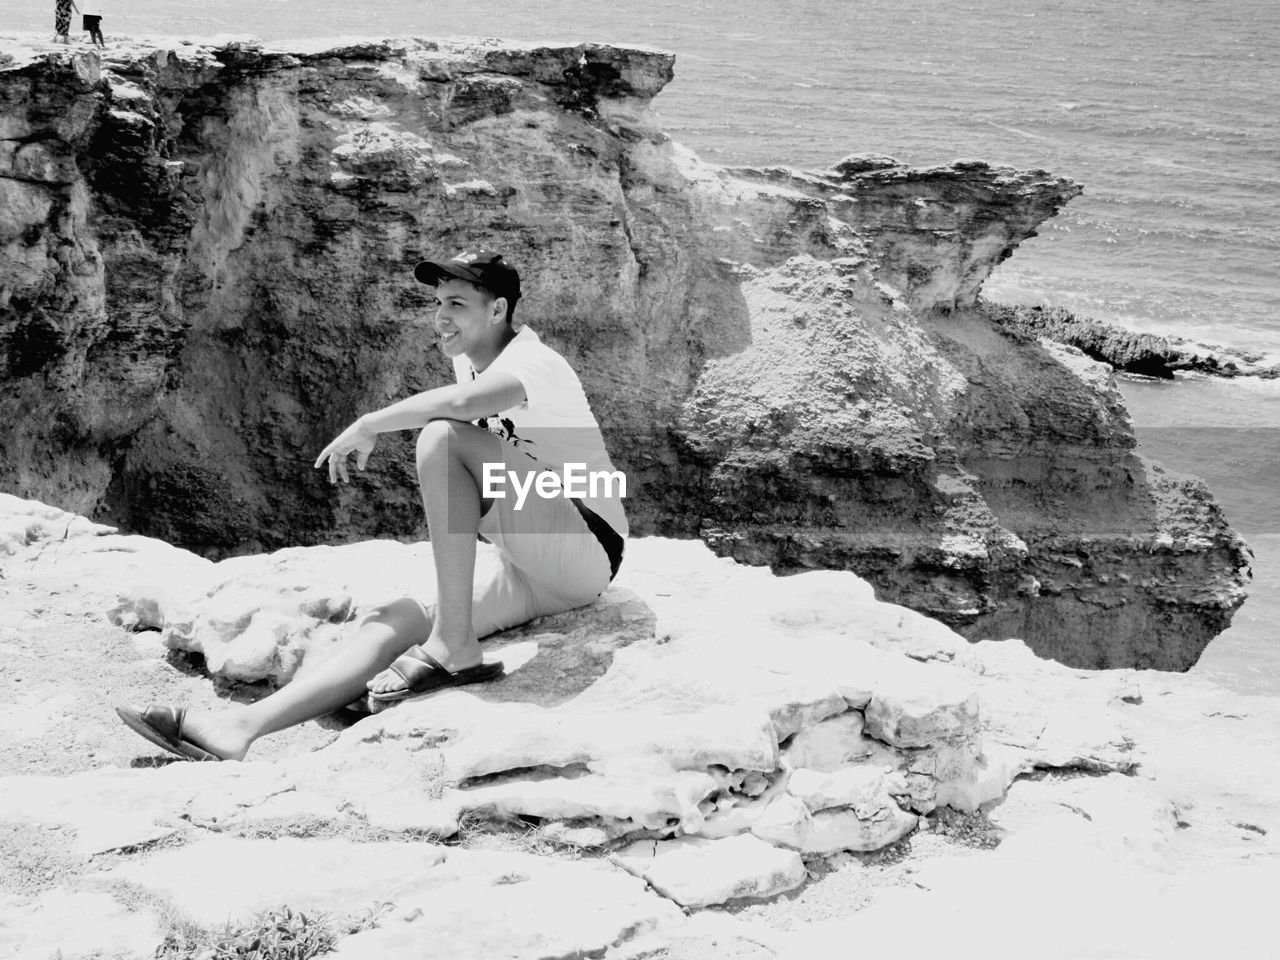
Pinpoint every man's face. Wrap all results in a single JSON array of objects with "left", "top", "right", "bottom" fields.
[{"left": 432, "top": 278, "right": 504, "bottom": 359}]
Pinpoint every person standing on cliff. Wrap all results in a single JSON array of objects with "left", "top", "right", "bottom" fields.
[
  {"left": 53, "top": 0, "right": 77, "bottom": 43},
  {"left": 116, "top": 251, "right": 627, "bottom": 762},
  {"left": 81, "top": 0, "right": 105, "bottom": 48}
]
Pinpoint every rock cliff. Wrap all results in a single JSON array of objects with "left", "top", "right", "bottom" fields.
[{"left": 0, "top": 37, "right": 1250, "bottom": 670}]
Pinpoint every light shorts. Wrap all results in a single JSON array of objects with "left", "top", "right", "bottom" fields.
[{"left": 418, "top": 430, "right": 619, "bottom": 639}]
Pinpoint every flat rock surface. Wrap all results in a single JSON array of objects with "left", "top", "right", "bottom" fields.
[
  {"left": 0, "top": 497, "right": 1275, "bottom": 959},
  {"left": 106, "top": 835, "right": 449, "bottom": 926},
  {"left": 613, "top": 835, "right": 806, "bottom": 908},
  {"left": 0, "top": 888, "right": 160, "bottom": 960},
  {"left": 325, "top": 849, "right": 686, "bottom": 960}
]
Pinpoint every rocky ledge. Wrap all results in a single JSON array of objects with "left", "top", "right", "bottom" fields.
[
  {"left": 0, "top": 494, "right": 1276, "bottom": 959},
  {"left": 987, "top": 303, "right": 1280, "bottom": 380},
  {"left": 0, "top": 35, "right": 1251, "bottom": 671}
]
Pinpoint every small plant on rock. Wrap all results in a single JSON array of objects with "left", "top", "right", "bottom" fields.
[{"left": 154, "top": 902, "right": 390, "bottom": 960}]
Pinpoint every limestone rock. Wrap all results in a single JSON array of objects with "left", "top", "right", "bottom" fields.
[
  {"left": 757, "top": 569, "right": 967, "bottom": 664},
  {"left": 887, "top": 739, "right": 1022, "bottom": 815},
  {"left": 752, "top": 792, "right": 917, "bottom": 854},
  {"left": 108, "top": 539, "right": 652, "bottom": 690},
  {"left": 690, "top": 793, "right": 776, "bottom": 840},
  {"left": 0, "top": 517, "right": 1082, "bottom": 865},
  {"left": 661, "top": 935, "right": 780, "bottom": 960},
  {"left": 957, "top": 638, "right": 1138, "bottom": 773},
  {"left": 782, "top": 712, "right": 868, "bottom": 771},
  {"left": 470, "top": 585, "right": 658, "bottom": 708},
  {"left": 988, "top": 301, "right": 1280, "bottom": 380},
  {"left": 153, "top": 540, "right": 443, "bottom": 684},
  {"left": 539, "top": 822, "right": 614, "bottom": 849},
  {"left": 787, "top": 765, "right": 906, "bottom": 814},
  {"left": 0, "top": 496, "right": 214, "bottom": 630},
  {"left": 989, "top": 774, "right": 1177, "bottom": 868},
  {"left": 773, "top": 854, "right": 1280, "bottom": 960},
  {"left": 0, "top": 775, "right": 180, "bottom": 858},
  {"left": 279, "top": 741, "right": 460, "bottom": 838},
  {"left": 0, "top": 493, "right": 116, "bottom": 557},
  {"left": 455, "top": 767, "right": 719, "bottom": 834},
  {"left": 326, "top": 850, "right": 686, "bottom": 959},
  {"left": 217, "top": 788, "right": 348, "bottom": 832},
  {"left": 0, "top": 888, "right": 159, "bottom": 960},
  {"left": 0, "top": 764, "right": 292, "bottom": 855},
  {"left": 366, "top": 694, "right": 779, "bottom": 793},
  {"left": 661, "top": 915, "right": 784, "bottom": 960},
  {"left": 106, "top": 835, "right": 449, "bottom": 927},
  {"left": 864, "top": 667, "right": 981, "bottom": 748},
  {"left": 0, "top": 510, "right": 1015, "bottom": 864},
  {"left": 676, "top": 250, "right": 1246, "bottom": 669},
  {"left": 914, "top": 741, "right": 1022, "bottom": 813},
  {"left": 285, "top": 536, "right": 1010, "bottom": 843},
  {"left": 612, "top": 835, "right": 806, "bottom": 907},
  {"left": 2, "top": 515, "right": 1278, "bottom": 957}
]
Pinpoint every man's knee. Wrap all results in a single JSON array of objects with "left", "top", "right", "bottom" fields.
[
  {"left": 362, "top": 597, "right": 431, "bottom": 637},
  {"left": 415, "top": 419, "right": 468, "bottom": 473},
  {"left": 416, "top": 419, "right": 500, "bottom": 488}
]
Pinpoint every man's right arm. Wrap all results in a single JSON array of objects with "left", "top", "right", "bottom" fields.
[
  {"left": 314, "top": 370, "right": 526, "bottom": 483},
  {"left": 358, "top": 372, "right": 525, "bottom": 434}
]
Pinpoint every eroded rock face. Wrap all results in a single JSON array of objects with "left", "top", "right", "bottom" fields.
[{"left": 0, "top": 38, "right": 1248, "bottom": 669}]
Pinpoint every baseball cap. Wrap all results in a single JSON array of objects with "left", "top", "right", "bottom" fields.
[{"left": 414, "top": 250, "right": 522, "bottom": 305}]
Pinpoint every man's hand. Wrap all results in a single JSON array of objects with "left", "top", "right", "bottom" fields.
[{"left": 315, "top": 419, "right": 378, "bottom": 484}]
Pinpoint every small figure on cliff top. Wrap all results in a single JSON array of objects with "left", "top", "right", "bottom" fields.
[
  {"left": 53, "top": 0, "right": 77, "bottom": 43},
  {"left": 116, "top": 251, "right": 628, "bottom": 762},
  {"left": 81, "top": 0, "right": 105, "bottom": 48}
]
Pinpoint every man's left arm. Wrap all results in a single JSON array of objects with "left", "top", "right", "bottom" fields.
[{"left": 314, "top": 371, "right": 526, "bottom": 483}]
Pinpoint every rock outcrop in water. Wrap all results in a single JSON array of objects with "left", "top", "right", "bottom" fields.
[
  {"left": 0, "top": 37, "right": 1250, "bottom": 670},
  {"left": 986, "top": 303, "right": 1280, "bottom": 379}
]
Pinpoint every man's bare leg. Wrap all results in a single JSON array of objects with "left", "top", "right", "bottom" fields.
[
  {"left": 173, "top": 419, "right": 501, "bottom": 758},
  {"left": 176, "top": 599, "right": 431, "bottom": 760},
  {"left": 368, "top": 419, "right": 502, "bottom": 695}
]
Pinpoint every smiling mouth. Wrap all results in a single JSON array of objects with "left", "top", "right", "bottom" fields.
[{"left": 440, "top": 332, "right": 459, "bottom": 343}]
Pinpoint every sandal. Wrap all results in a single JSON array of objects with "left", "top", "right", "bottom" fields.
[
  {"left": 115, "top": 705, "right": 222, "bottom": 762},
  {"left": 368, "top": 646, "right": 505, "bottom": 703}
]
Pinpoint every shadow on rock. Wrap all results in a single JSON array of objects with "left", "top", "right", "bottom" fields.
[{"left": 468, "top": 587, "right": 656, "bottom": 708}]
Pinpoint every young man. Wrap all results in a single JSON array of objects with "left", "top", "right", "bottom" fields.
[{"left": 117, "top": 251, "right": 626, "bottom": 761}]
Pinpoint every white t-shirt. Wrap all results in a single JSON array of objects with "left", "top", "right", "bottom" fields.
[{"left": 453, "top": 326, "right": 628, "bottom": 539}]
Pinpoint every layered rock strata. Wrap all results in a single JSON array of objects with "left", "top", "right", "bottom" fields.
[{"left": 0, "top": 38, "right": 1249, "bottom": 669}]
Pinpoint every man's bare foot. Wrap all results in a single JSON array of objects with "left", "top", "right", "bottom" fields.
[
  {"left": 176, "top": 709, "right": 255, "bottom": 762},
  {"left": 366, "top": 639, "right": 482, "bottom": 697}
]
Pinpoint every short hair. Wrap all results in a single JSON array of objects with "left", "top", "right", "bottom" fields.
[{"left": 453, "top": 279, "right": 517, "bottom": 325}]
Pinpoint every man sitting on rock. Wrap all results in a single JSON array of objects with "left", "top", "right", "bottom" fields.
[{"left": 117, "top": 251, "right": 627, "bottom": 761}]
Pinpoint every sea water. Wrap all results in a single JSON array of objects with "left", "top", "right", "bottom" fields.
[
  {"left": 1125, "top": 377, "right": 1280, "bottom": 696},
  {"left": 3, "top": 0, "right": 1276, "bottom": 691}
]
